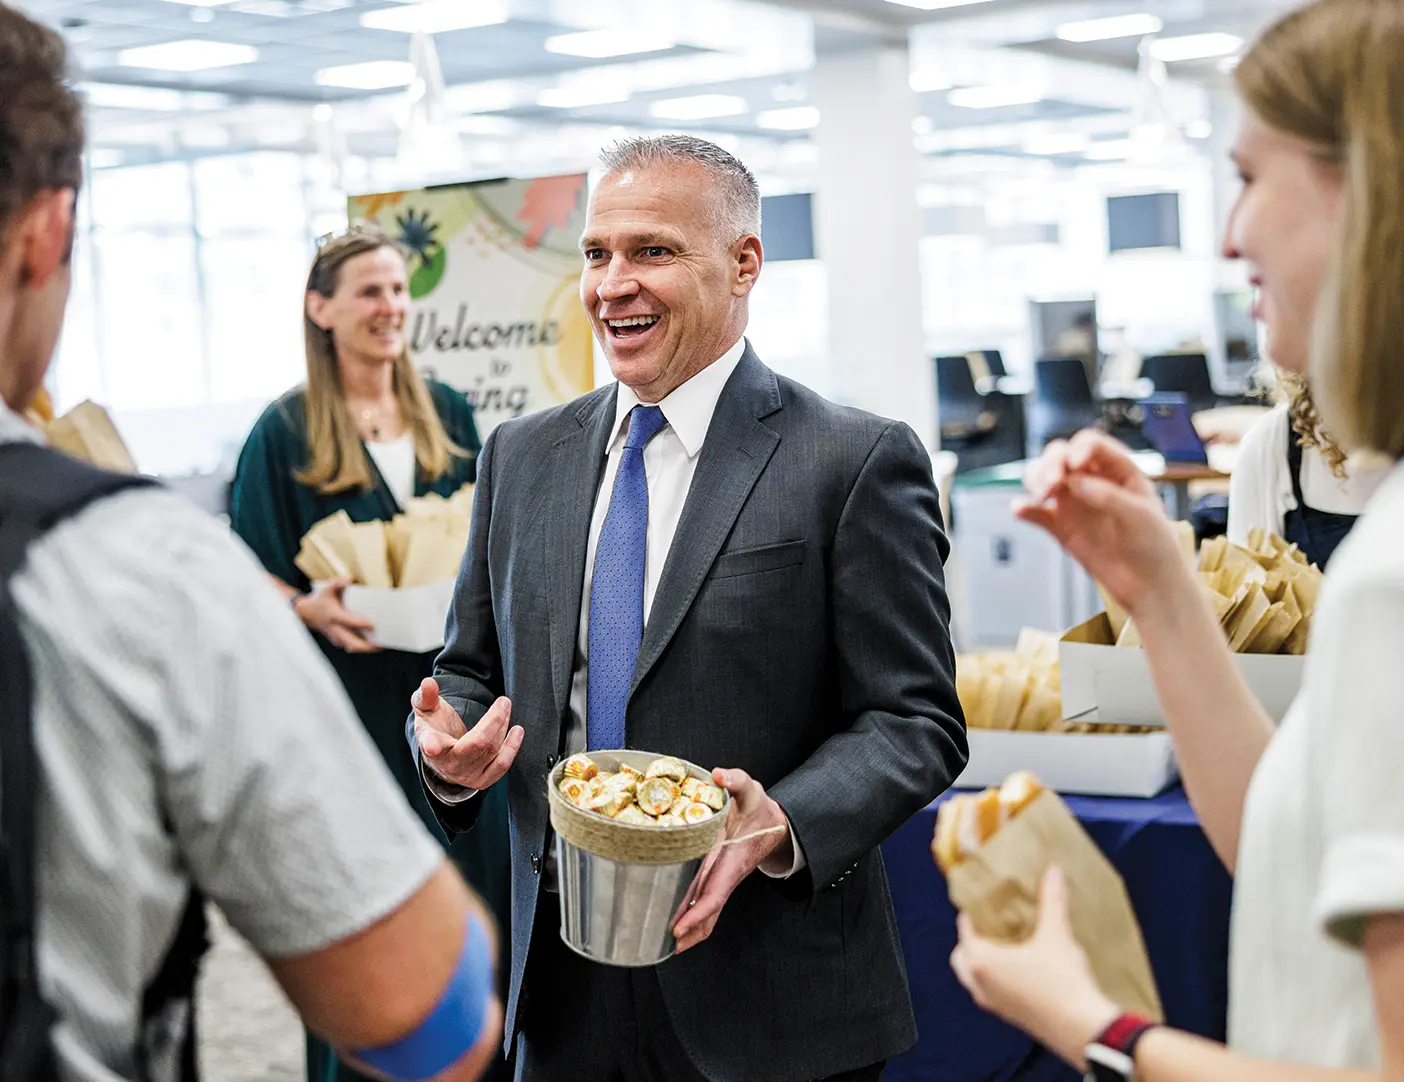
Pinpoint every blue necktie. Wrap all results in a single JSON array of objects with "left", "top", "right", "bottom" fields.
[{"left": 587, "top": 405, "right": 668, "bottom": 751}]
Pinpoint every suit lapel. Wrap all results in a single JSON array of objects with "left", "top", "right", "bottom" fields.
[
  {"left": 631, "top": 348, "right": 783, "bottom": 697},
  {"left": 545, "top": 388, "right": 617, "bottom": 723}
]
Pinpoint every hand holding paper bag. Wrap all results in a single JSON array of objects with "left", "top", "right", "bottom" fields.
[
  {"left": 938, "top": 774, "right": 1162, "bottom": 1066},
  {"left": 951, "top": 867, "right": 1121, "bottom": 1069}
]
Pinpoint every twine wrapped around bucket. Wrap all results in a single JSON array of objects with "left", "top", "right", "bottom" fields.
[{"left": 547, "top": 750, "right": 731, "bottom": 865}]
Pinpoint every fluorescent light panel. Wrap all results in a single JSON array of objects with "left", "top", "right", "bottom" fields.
[
  {"left": 544, "top": 29, "right": 675, "bottom": 59},
  {"left": 1084, "top": 140, "right": 1132, "bottom": 160},
  {"left": 648, "top": 94, "right": 747, "bottom": 120},
  {"left": 82, "top": 82, "right": 228, "bottom": 111},
  {"left": 910, "top": 71, "right": 955, "bottom": 93},
  {"left": 1056, "top": 13, "right": 1162, "bottom": 43},
  {"left": 361, "top": 0, "right": 507, "bottom": 34},
  {"left": 154, "top": 0, "right": 238, "bottom": 6},
  {"left": 118, "top": 39, "right": 258, "bottom": 72},
  {"left": 315, "top": 60, "right": 415, "bottom": 90},
  {"left": 947, "top": 85, "right": 1042, "bottom": 109},
  {"left": 1023, "top": 132, "right": 1089, "bottom": 155},
  {"left": 1149, "top": 32, "right": 1242, "bottom": 62},
  {"left": 884, "top": 0, "right": 997, "bottom": 9},
  {"left": 537, "top": 85, "right": 630, "bottom": 108},
  {"left": 756, "top": 106, "right": 819, "bottom": 131}
]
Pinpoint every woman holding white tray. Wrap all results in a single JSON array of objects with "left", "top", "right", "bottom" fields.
[
  {"left": 229, "top": 226, "right": 510, "bottom": 1082},
  {"left": 947, "top": 3, "right": 1404, "bottom": 1081}
]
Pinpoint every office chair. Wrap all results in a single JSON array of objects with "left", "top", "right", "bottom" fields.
[
  {"left": 1141, "top": 353, "right": 1218, "bottom": 414},
  {"left": 935, "top": 355, "right": 996, "bottom": 441},
  {"left": 1030, "top": 355, "right": 1101, "bottom": 451}
]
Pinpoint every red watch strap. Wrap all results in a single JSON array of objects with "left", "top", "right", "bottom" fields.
[{"left": 1095, "top": 1013, "right": 1157, "bottom": 1056}]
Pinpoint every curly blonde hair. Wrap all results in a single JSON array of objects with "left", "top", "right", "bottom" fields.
[{"left": 1276, "top": 370, "right": 1348, "bottom": 479}]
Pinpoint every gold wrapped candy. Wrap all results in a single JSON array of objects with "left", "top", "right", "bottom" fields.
[
  {"left": 557, "top": 755, "right": 725, "bottom": 828},
  {"left": 588, "top": 786, "right": 635, "bottom": 818},
  {"left": 682, "top": 802, "right": 714, "bottom": 824},
  {"left": 562, "top": 754, "right": 599, "bottom": 781},
  {"left": 637, "top": 777, "right": 680, "bottom": 817},
  {"left": 691, "top": 783, "right": 725, "bottom": 811},
  {"left": 645, "top": 757, "right": 688, "bottom": 783}
]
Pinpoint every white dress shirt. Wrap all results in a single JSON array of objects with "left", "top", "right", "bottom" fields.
[{"left": 430, "top": 337, "right": 803, "bottom": 878}]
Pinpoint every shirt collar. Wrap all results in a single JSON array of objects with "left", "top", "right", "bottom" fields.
[{"left": 610, "top": 336, "right": 747, "bottom": 459}]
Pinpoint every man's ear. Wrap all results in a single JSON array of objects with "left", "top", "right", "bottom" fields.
[
  {"left": 16, "top": 190, "right": 75, "bottom": 290},
  {"left": 733, "top": 234, "right": 763, "bottom": 297}
]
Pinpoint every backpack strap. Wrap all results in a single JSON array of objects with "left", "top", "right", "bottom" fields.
[{"left": 0, "top": 443, "right": 171, "bottom": 1079}]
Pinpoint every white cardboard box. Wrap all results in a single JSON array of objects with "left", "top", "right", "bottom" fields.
[
  {"left": 341, "top": 579, "right": 456, "bottom": 654},
  {"left": 1060, "top": 614, "right": 1304, "bottom": 727},
  {"left": 955, "top": 728, "right": 1179, "bottom": 798}
]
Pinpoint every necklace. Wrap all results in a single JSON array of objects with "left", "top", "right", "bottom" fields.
[{"left": 359, "top": 407, "right": 381, "bottom": 440}]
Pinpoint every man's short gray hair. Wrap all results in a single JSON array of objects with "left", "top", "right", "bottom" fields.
[{"left": 599, "top": 134, "right": 762, "bottom": 243}]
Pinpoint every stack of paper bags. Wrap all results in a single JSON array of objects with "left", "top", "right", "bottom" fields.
[
  {"left": 44, "top": 400, "right": 137, "bottom": 474},
  {"left": 294, "top": 484, "right": 474, "bottom": 589},
  {"left": 956, "top": 628, "right": 1064, "bottom": 734},
  {"left": 1103, "top": 526, "right": 1321, "bottom": 657}
]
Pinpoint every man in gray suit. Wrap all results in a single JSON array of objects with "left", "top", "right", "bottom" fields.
[{"left": 408, "top": 134, "right": 966, "bottom": 1082}]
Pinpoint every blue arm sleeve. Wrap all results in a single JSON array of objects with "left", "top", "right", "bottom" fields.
[{"left": 351, "top": 914, "right": 493, "bottom": 1082}]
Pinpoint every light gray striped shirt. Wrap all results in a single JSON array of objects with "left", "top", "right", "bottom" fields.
[{"left": 0, "top": 405, "right": 442, "bottom": 1081}]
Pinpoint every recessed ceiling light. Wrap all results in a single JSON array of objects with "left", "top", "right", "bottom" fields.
[
  {"left": 648, "top": 94, "right": 748, "bottom": 121},
  {"left": 537, "top": 85, "right": 631, "bottom": 109},
  {"left": 947, "top": 85, "right": 1043, "bottom": 109},
  {"left": 1056, "top": 13, "right": 1163, "bottom": 43},
  {"left": 315, "top": 60, "right": 415, "bottom": 90},
  {"left": 118, "top": 39, "right": 258, "bottom": 72},
  {"left": 544, "top": 29, "right": 674, "bottom": 59},
  {"left": 312, "top": 103, "right": 333, "bottom": 122},
  {"left": 360, "top": 0, "right": 508, "bottom": 34},
  {"left": 756, "top": 106, "right": 819, "bottom": 131},
  {"left": 884, "top": 0, "right": 997, "bottom": 9},
  {"left": 1149, "top": 32, "right": 1242, "bottom": 63}
]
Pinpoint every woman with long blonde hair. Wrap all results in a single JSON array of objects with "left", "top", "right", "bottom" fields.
[
  {"left": 229, "top": 226, "right": 510, "bottom": 1082},
  {"left": 949, "top": 3, "right": 1404, "bottom": 1080}
]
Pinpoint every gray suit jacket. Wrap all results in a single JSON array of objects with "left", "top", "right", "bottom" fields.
[{"left": 412, "top": 346, "right": 966, "bottom": 1081}]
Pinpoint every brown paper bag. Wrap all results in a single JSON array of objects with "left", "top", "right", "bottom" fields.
[
  {"left": 346, "top": 520, "right": 392, "bottom": 588},
  {"left": 944, "top": 790, "right": 1163, "bottom": 1019},
  {"left": 46, "top": 400, "right": 137, "bottom": 474}
]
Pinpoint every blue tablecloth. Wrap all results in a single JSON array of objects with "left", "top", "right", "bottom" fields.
[{"left": 880, "top": 786, "right": 1233, "bottom": 1082}]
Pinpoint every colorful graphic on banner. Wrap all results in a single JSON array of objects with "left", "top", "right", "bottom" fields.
[{"left": 349, "top": 174, "right": 594, "bottom": 437}]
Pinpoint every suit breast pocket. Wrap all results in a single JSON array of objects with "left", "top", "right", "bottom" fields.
[{"left": 707, "top": 539, "right": 807, "bottom": 580}]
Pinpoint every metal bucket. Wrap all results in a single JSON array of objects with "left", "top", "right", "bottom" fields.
[{"left": 547, "top": 750, "right": 729, "bottom": 968}]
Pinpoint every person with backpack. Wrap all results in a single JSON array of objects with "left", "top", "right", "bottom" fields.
[{"left": 0, "top": 6, "right": 501, "bottom": 1080}]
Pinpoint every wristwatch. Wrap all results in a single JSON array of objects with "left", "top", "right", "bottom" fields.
[{"left": 1083, "top": 1013, "right": 1157, "bottom": 1082}]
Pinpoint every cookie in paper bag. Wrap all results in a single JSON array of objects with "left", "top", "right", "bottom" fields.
[{"left": 933, "top": 772, "right": 1163, "bottom": 1020}]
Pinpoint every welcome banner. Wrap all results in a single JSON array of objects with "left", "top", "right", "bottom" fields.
[{"left": 349, "top": 174, "right": 595, "bottom": 437}]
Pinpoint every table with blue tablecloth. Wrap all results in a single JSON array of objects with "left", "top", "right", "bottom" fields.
[{"left": 880, "top": 785, "right": 1233, "bottom": 1082}]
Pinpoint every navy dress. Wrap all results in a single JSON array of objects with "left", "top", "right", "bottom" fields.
[{"left": 229, "top": 381, "right": 510, "bottom": 1082}]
